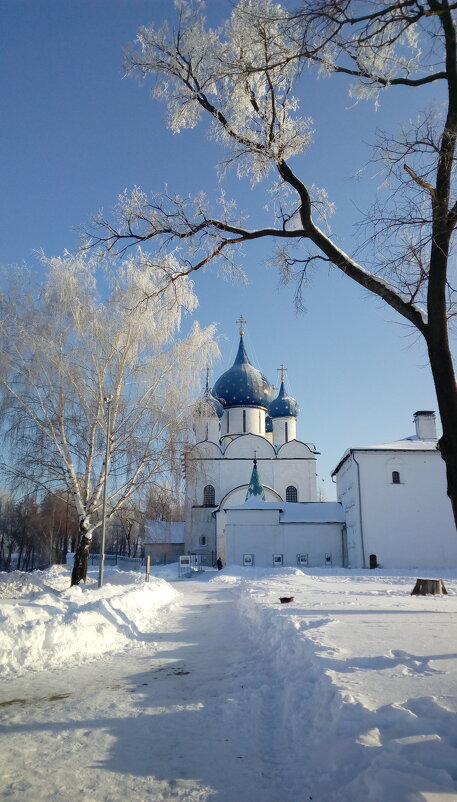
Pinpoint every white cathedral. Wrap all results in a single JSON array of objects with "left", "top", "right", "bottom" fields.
[{"left": 181, "top": 319, "right": 457, "bottom": 571}]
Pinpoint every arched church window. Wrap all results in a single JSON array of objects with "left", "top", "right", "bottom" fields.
[
  {"left": 243, "top": 409, "right": 246, "bottom": 433},
  {"left": 286, "top": 485, "right": 298, "bottom": 502},
  {"left": 285, "top": 421, "right": 289, "bottom": 443},
  {"left": 226, "top": 411, "right": 230, "bottom": 434},
  {"left": 203, "top": 485, "right": 216, "bottom": 506},
  {"left": 392, "top": 471, "right": 401, "bottom": 484}
]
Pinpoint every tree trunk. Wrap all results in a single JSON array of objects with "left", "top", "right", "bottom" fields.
[
  {"left": 16, "top": 543, "right": 23, "bottom": 571},
  {"left": 70, "top": 518, "right": 92, "bottom": 586},
  {"left": 6, "top": 542, "right": 13, "bottom": 571},
  {"left": 426, "top": 331, "right": 457, "bottom": 529},
  {"left": 411, "top": 578, "right": 447, "bottom": 595},
  {"left": 71, "top": 535, "right": 91, "bottom": 585}
]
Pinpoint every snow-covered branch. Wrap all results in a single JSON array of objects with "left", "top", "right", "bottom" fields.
[{"left": 0, "top": 253, "right": 219, "bottom": 539}]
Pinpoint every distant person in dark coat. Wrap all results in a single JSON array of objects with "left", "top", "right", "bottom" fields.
[{"left": 217, "top": 557, "right": 223, "bottom": 571}]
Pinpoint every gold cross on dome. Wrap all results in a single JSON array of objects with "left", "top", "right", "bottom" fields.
[
  {"left": 236, "top": 315, "right": 247, "bottom": 335},
  {"left": 277, "top": 364, "right": 287, "bottom": 382}
]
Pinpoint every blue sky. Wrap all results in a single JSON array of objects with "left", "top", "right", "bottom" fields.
[{"left": 1, "top": 0, "right": 447, "bottom": 498}]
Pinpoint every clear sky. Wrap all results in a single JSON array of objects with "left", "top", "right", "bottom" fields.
[{"left": 1, "top": 0, "right": 448, "bottom": 499}]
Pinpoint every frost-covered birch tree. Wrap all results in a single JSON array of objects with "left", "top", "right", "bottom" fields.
[
  {"left": 0, "top": 251, "right": 218, "bottom": 582},
  {"left": 88, "top": 0, "right": 457, "bottom": 528}
]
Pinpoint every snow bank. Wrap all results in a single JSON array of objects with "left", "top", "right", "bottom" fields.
[{"left": 0, "top": 565, "right": 179, "bottom": 678}]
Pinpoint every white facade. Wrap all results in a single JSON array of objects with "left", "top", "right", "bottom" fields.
[
  {"left": 184, "top": 331, "right": 318, "bottom": 564},
  {"left": 221, "top": 502, "right": 345, "bottom": 568},
  {"left": 332, "top": 411, "right": 457, "bottom": 569},
  {"left": 184, "top": 433, "right": 319, "bottom": 562}
]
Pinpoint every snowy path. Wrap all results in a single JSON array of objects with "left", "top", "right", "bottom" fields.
[
  {"left": 2, "top": 567, "right": 457, "bottom": 802},
  {"left": 0, "top": 575, "right": 308, "bottom": 802}
]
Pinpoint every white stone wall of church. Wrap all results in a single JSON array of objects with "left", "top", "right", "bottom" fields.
[
  {"left": 221, "top": 406, "right": 265, "bottom": 437},
  {"left": 187, "top": 507, "right": 217, "bottom": 561},
  {"left": 224, "top": 515, "right": 344, "bottom": 567},
  {"left": 272, "top": 416, "right": 297, "bottom": 446},
  {"left": 334, "top": 454, "right": 365, "bottom": 568},
  {"left": 184, "top": 434, "right": 319, "bottom": 554},
  {"left": 194, "top": 416, "right": 220, "bottom": 444},
  {"left": 216, "top": 458, "right": 316, "bottom": 504},
  {"left": 186, "top": 452, "right": 317, "bottom": 507},
  {"left": 185, "top": 459, "right": 222, "bottom": 507},
  {"left": 336, "top": 450, "right": 457, "bottom": 569}
]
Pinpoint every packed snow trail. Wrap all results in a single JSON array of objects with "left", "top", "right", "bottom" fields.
[
  {"left": 2, "top": 567, "right": 457, "bottom": 802},
  {"left": 0, "top": 574, "right": 311, "bottom": 802}
]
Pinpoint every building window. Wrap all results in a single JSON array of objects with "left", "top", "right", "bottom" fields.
[
  {"left": 243, "top": 409, "right": 246, "bottom": 433},
  {"left": 199, "top": 536, "right": 207, "bottom": 546},
  {"left": 286, "top": 485, "right": 298, "bottom": 502},
  {"left": 226, "top": 411, "right": 230, "bottom": 434},
  {"left": 203, "top": 485, "right": 215, "bottom": 506},
  {"left": 285, "top": 421, "right": 289, "bottom": 442},
  {"left": 392, "top": 470, "right": 401, "bottom": 484}
]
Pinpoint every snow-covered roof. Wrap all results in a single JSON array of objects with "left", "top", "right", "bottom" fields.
[
  {"left": 144, "top": 520, "right": 185, "bottom": 544},
  {"left": 361, "top": 436, "right": 439, "bottom": 451},
  {"left": 227, "top": 500, "right": 345, "bottom": 523},
  {"left": 332, "top": 437, "right": 439, "bottom": 476}
]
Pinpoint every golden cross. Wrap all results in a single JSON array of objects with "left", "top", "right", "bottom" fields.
[{"left": 236, "top": 315, "right": 247, "bottom": 335}]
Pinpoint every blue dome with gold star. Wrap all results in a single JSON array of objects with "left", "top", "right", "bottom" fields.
[
  {"left": 269, "top": 380, "right": 299, "bottom": 418},
  {"left": 213, "top": 334, "right": 274, "bottom": 410}
]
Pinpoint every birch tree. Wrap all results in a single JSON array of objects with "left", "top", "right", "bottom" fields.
[
  {"left": 88, "top": 0, "right": 457, "bottom": 527},
  {"left": 0, "top": 251, "right": 218, "bottom": 581}
]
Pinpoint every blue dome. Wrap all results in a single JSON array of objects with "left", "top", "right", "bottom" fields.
[
  {"left": 194, "top": 387, "right": 224, "bottom": 419},
  {"left": 269, "top": 380, "right": 299, "bottom": 418},
  {"left": 213, "top": 335, "right": 274, "bottom": 410}
]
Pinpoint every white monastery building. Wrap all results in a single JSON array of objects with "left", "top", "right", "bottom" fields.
[
  {"left": 332, "top": 410, "right": 457, "bottom": 570},
  {"left": 183, "top": 322, "right": 456, "bottom": 570}
]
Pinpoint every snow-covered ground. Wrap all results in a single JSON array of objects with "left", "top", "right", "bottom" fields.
[{"left": 1, "top": 563, "right": 457, "bottom": 801}]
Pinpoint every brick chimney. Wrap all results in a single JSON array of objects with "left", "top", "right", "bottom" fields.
[{"left": 413, "top": 410, "right": 437, "bottom": 440}]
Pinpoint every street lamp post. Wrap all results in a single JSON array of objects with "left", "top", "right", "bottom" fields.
[{"left": 98, "top": 394, "right": 113, "bottom": 589}]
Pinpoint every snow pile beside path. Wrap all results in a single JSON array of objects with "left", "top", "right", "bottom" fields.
[
  {"left": 0, "top": 566, "right": 179, "bottom": 678},
  {"left": 233, "top": 568, "right": 457, "bottom": 802}
]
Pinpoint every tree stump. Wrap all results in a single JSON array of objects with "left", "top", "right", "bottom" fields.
[{"left": 411, "top": 578, "right": 448, "bottom": 596}]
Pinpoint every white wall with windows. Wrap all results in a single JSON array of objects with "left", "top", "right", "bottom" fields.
[
  {"left": 332, "top": 412, "right": 457, "bottom": 569},
  {"left": 187, "top": 373, "right": 457, "bottom": 570},
  {"left": 184, "top": 329, "right": 315, "bottom": 564},
  {"left": 184, "top": 431, "right": 319, "bottom": 562}
]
